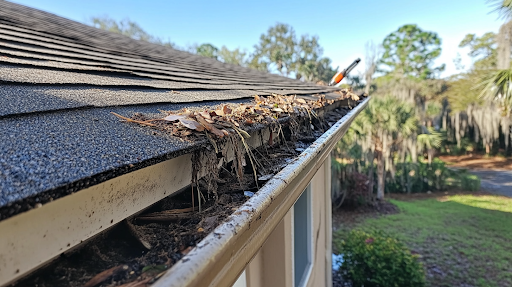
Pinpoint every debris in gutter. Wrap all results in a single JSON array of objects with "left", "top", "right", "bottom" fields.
[
  {"left": 13, "top": 93, "right": 364, "bottom": 287},
  {"left": 112, "top": 91, "right": 356, "bottom": 141},
  {"left": 84, "top": 265, "right": 129, "bottom": 287}
]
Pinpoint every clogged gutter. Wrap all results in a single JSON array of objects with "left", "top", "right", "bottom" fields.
[{"left": 13, "top": 91, "right": 364, "bottom": 287}]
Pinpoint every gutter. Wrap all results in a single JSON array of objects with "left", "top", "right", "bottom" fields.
[{"left": 153, "top": 97, "right": 370, "bottom": 287}]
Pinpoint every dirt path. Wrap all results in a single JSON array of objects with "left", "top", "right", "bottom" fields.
[{"left": 439, "top": 155, "right": 512, "bottom": 198}]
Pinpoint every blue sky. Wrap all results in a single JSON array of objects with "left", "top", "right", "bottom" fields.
[{"left": 11, "top": 0, "right": 504, "bottom": 78}]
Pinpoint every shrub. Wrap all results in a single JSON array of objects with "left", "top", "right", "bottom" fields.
[
  {"left": 345, "top": 172, "right": 372, "bottom": 206},
  {"left": 459, "top": 173, "right": 481, "bottom": 191},
  {"left": 383, "top": 158, "right": 481, "bottom": 193},
  {"left": 336, "top": 230, "right": 425, "bottom": 287}
]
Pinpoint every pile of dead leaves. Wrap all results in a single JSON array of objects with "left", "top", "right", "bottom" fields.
[{"left": 112, "top": 91, "right": 356, "bottom": 140}]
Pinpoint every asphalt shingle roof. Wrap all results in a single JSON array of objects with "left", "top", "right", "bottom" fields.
[{"left": 0, "top": 1, "right": 343, "bottom": 219}]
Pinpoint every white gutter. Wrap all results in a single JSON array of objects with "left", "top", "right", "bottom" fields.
[{"left": 153, "top": 97, "right": 370, "bottom": 287}]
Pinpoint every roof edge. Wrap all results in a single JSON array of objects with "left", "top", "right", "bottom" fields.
[{"left": 153, "top": 97, "right": 370, "bottom": 287}]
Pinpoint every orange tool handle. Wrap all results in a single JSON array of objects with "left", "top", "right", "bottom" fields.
[
  {"left": 332, "top": 71, "right": 345, "bottom": 84},
  {"left": 328, "top": 58, "right": 361, "bottom": 86}
]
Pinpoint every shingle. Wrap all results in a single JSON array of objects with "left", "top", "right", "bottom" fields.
[
  {"left": 0, "top": 85, "right": 263, "bottom": 117},
  {"left": 0, "top": 1, "right": 346, "bottom": 220},
  {"left": 0, "top": 100, "right": 249, "bottom": 209}
]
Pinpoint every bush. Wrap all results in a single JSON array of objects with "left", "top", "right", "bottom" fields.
[
  {"left": 345, "top": 172, "right": 372, "bottom": 206},
  {"left": 336, "top": 230, "right": 425, "bottom": 287},
  {"left": 459, "top": 173, "right": 480, "bottom": 191},
  {"left": 384, "top": 158, "right": 481, "bottom": 193}
]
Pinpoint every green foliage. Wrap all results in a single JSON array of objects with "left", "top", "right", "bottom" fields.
[
  {"left": 335, "top": 230, "right": 426, "bottom": 287},
  {"left": 344, "top": 96, "right": 418, "bottom": 199},
  {"left": 89, "top": 18, "right": 337, "bottom": 82},
  {"left": 459, "top": 32, "right": 497, "bottom": 70},
  {"left": 443, "top": 71, "right": 485, "bottom": 112},
  {"left": 251, "top": 23, "right": 296, "bottom": 76},
  {"left": 90, "top": 16, "right": 175, "bottom": 47},
  {"left": 417, "top": 127, "right": 443, "bottom": 151},
  {"left": 217, "top": 46, "right": 247, "bottom": 66},
  {"left": 335, "top": 196, "right": 512, "bottom": 286},
  {"left": 459, "top": 172, "right": 481, "bottom": 191},
  {"left": 356, "top": 96, "right": 418, "bottom": 141},
  {"left": 250, "top": 23, "right": 336, "bottom": 82},
  {"left": 478, "top": 68, "right": 512, "bottom": 112},
  {"left": 489, "top": 0, "right": 512, "bottom": 20},
  {"left": 383, "top": 158, "right": 480, "bottom": 193},
  {"left": 380, "top": 24, "right": 444, "bottom": 79},
  {"left": 196, "top": 43, "right": 219, "bottom": 59}
]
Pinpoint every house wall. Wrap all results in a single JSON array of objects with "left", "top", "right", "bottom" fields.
[{"left": 242, "top": 155, "right": 332, "bottom": 287}]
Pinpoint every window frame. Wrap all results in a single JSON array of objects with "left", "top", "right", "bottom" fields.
[{"left": 292, "top": 184, "right": 313, "bottom": 287}]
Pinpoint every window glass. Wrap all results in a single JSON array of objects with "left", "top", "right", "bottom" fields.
[{"left": 293, "top": 185, "right": 312, "bottom": 287}]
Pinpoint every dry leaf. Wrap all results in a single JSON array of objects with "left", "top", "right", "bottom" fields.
[
  {"left": 199, "top": 111, "right": 211, "bottom": 119},
  {"left": 213, "top": 109, "right": 224, "bottom": 116},
  {"left": 272, "top": 108, "right": 284, "bottom": 112},
  {"left": 179, "top": 119, "right": 204, "bottom": 131},
  {"left": 196, "top": 116, "right": 225, "bottom": 137},
  {"left": 163, "top": 114, "right": 186, "bottom": 122},
  {"left": 223, "top": 105, "right": 232, "bottom": 115}
]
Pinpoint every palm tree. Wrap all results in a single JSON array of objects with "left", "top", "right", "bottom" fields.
[
  {"left": 490, "top": 0, "right": 512, "bottom": 20},
  {"left": 353, "top": 96, "right": 418, "bottom": 200},
  {"left": 479, "top": 1, "right": 512, "bottom": 111},
  {"left": 417, "top": 127, "right": 444, "bottom": 164},
  {"left": 479, "top": 69, "right": 512, "bottom": 114}
]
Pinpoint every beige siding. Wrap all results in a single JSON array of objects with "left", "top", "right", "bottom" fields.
[{"left": 244, "top": 156, "right": 332, "bottom": 287}]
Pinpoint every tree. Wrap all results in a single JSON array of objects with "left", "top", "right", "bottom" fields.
[
  {"left": 479, "top": 69, "right": 512, "bottom": 114},
  {"left": 417, "top": 127, "right": 443, "bottom": 164},
  {"left": 352, "top": 97, "right": 418, "bottom": 199},
  {"left": 293, "top": 34, "right": 323, "bottom": 81},
  {"left": 364, "top": 41, "right": 379, "bottom": 95},
  {"left": 478, "top": 1, "right": 512, "bottom": 113},
  {"left": 250, "top": 23, "right": 296, "bottom": 76},
  {"left": 90, "top": 16, "right": 175, "bottom": 47},
  {"left": 489, "top": 0, "right": 512, "bottom": 20},
  {"left": 314, "top": 57, "right": 338, "bottom": 84},
  {"left": 218, "top": 46, "right": 247, "bottom": 66},
  {"left": 459, "top": 32, "right": 497, "bottom": 69},
  {"left": 249, "top": 23, "right": 337, "bottom": 82},
  {"left": 380, "top": 24, "right": 445, "bottom": 79},
  {"left": 196, "top": 43, "right": 219, "bottom": 59}
]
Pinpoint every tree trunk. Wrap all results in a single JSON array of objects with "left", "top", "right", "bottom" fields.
[
  {"left": 367, "top": 152, "right": 375, "bottom": 195},
  {"left": 406, "top": 163, "right": 413, "bottom": 194},
  {"left": 377, "top": 152, "right": 385, "bottom": 200},
  {"left": 428, "top": 149, "right": 433, "bottom": 165},
  {"left": 486, "top": 143, "right": 490, "bottom": 154},
  {"left": 497, "top": 21, "right": 512, "bottom": 69}
]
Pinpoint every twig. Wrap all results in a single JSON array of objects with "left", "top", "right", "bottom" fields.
[
  {"left": 233, "top": 128, "right": 260, "bottom": 189},
  {"left": 197, "top": 184, "right": 202, "bottom": 212},
  {"left": 125, "top": 219, "right": 152, "bottom": 250},
  {"left": 137, "top": 212, "right": 194, "bottom": 222},
  {"left": 205, "top": 131, "right": 219, "bottom": 153},
  {"left": 111, "top": 112, "right": 156, "bottom": 127},
  {"left": 191, "top": 184, "right": 195, "bottom": 213},
  {"left": 84, "top": 265, "right": 127, "bottom": 287}
]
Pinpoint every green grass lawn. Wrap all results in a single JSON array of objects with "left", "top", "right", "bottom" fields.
[{"left": 333, "top": 194, "right": 512, "bottom": 287}]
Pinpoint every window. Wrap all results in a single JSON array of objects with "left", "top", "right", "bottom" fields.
[{"left": 293, "top": 184, "right": 312, "bottom": 287}]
